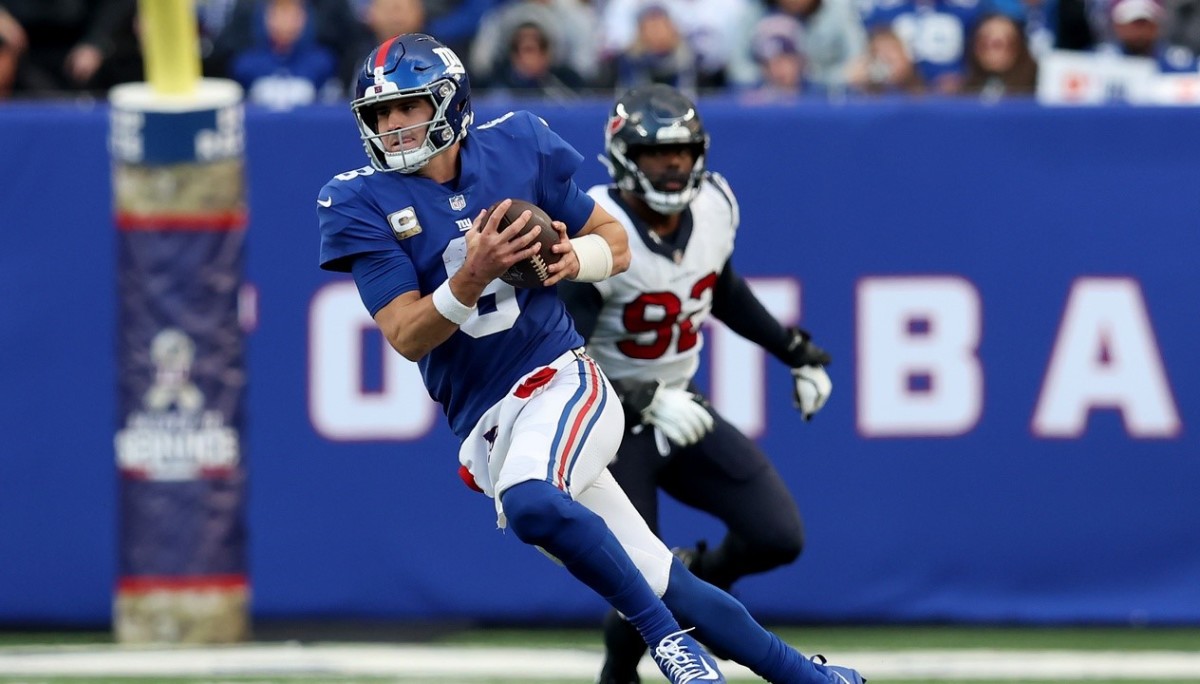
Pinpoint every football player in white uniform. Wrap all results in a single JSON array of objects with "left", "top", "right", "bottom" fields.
[{"left": 559, "top": 84, "right": 838, "bottom": 684}]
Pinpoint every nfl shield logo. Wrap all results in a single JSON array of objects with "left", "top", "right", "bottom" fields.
[{"left": 449, "top": 194, "right": 466, "bottom": 211}]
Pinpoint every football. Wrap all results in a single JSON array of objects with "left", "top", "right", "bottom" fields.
[{"left": 482, "top": 199, "right": 563, "bottom": 288}]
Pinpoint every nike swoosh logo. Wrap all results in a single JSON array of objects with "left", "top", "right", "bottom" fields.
[
  {"left": 698, "top": 660, "right": 721, "bottom": 680},
  {"left": 317, "top": 197, "right": 332, "bottom": 207}
]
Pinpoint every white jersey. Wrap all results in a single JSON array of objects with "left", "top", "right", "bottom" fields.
[{"left": 585, "top": 173, "right": 739, "bottom": 390}]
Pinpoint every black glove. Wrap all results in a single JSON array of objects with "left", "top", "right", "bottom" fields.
[
  {"left": 783, "top": 328, "right": 832, "bottom": 421},
  {"left": 612, "top": 378, "right": 713, "bottom": 446},
  {"left": 782, "top": 327, "right": 832, "bottom": 368}
]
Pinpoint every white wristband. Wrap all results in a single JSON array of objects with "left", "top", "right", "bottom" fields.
[
  {"left": 569, "top": 234, "right": 614, "bottom": 283},
  {"left": 432, "top": 280, "right": 476, "bottom": 325}
]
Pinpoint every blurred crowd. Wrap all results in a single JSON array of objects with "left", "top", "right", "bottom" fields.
[{"left": 0, "top": 0, "right": 1197, "bottom": 105}]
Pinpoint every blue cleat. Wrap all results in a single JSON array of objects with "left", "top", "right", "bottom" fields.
[
  {"left": 652, "top": 628, "right": 725, "bottom": 683},
  {"left": 812, "top": 654, "right": 867, "bottom": 684}
]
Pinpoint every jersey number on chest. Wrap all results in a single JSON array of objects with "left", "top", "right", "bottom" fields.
[
  {"left": 443, "top": 236, "right": 520, "bottom": 337},
  {"left": 619, "top": 273, "right": 718, "bottom": 359}
]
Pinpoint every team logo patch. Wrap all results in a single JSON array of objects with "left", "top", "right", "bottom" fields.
[
  {"left": 606, "top": 114, "right": 626, "bottom": 138},
  {"left": 113, "top": 328, "right": 239, "bottom": 480},
  {"left": 449, "top": 194, "right": 466, "bottom": 211},
  {"left": 144, "top": 329, "right": 204, "bottom": 412},
  {"left": 388, "top": 206, "right": 422, "bottom": 240}
]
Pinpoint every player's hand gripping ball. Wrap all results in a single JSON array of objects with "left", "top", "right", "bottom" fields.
[{"left": 481, "top": 199, "right": 563, "bottom": 288}]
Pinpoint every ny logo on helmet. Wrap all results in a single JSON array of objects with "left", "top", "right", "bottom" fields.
[{"left": 433, "top": 47, "right": 465, "bottom": 75}]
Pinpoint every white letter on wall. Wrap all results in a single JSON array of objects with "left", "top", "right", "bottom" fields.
[
  {"left": 1032, "top": 277, "right": 1179, "bottom": 438},
  {"left": 858, "top": 276, "right": 983, "bottom": 437},
  {"left": 309, "top": 281, "right": 436, "bottom": 440},
  {"left": 708, "top": 278, "right": 798, "bottom": 437}
]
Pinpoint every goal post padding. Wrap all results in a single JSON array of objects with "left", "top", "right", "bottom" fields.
[{"left": 109, "top": 77, "right": 249, "bottom": 643}]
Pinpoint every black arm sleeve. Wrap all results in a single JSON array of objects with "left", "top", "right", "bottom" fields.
[
  {"left": 711, "top": 260, "right": 795, "bottom": 362},
  {"left": 557, "top": 280, "right": 604, "bottom": 341},
  {"left": 711, "top": 260, "right": 832, "bottom": 368}
]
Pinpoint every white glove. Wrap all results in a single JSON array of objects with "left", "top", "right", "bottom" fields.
[
  {"left": 791, "top": 365, "right": 832, "bottom": 421},
  {"left": 642, "top": 385, "right": 714, "bottom": 447}
]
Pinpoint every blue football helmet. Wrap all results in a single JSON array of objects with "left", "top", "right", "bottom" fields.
[
  {"left": 352, "top": 33, "right": 474, "bottom": 173},
  {"left": 604, "top": 84, "right": 709, "bottom": 215}
]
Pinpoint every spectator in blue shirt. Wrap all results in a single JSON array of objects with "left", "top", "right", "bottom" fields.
[
  {"left": 229, "top": 0, "right": 337, "bottom": 108},
  {"left": 862, "top": 0, "right": 987, "bottom": 93},
  {"left": 601, "top": 4, "right": 700, "bottom": 92},
  {"left": 740, "top": 13, "right": 814, "bottom": 99},
  {"left": 481, "top": 20, "right": 586, "bottom": 98}
]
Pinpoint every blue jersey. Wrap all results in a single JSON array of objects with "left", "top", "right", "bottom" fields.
[
  {"left": 317, "top": 111, "right": 594, "bottom": 439},
  {"left": 864, "top": 0, "right": 985, "bottom": 83}
]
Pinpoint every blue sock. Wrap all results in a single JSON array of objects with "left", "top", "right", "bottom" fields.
[
  {"left": 662, "top": 559, "right": 827, "bottom": 683},
  {"left": 501, "top": 481, "right": 678, "bottom": 645}
]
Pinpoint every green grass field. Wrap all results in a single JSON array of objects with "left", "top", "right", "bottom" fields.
[{"left": 2, "top": 625, "right": 1199, "bottom": 683}]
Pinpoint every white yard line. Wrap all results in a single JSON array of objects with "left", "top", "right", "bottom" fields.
[{"left": 1, "top": 643, "right": 1200, "bottom": 680}]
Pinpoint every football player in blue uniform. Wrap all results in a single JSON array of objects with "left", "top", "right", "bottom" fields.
[
  {"left": 560, "top": 85, "right": 859, "bottom": 684},
  {"left": 318, "top": 33, "right": 861, "bottom": 684}
]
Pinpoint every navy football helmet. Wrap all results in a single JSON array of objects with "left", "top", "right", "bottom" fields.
[
  {"left": 604, "top": 85, "right": 709, "bottom": 215},
  {"left": 352, "top": 33, "right": 473, "bottom": 173}
]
